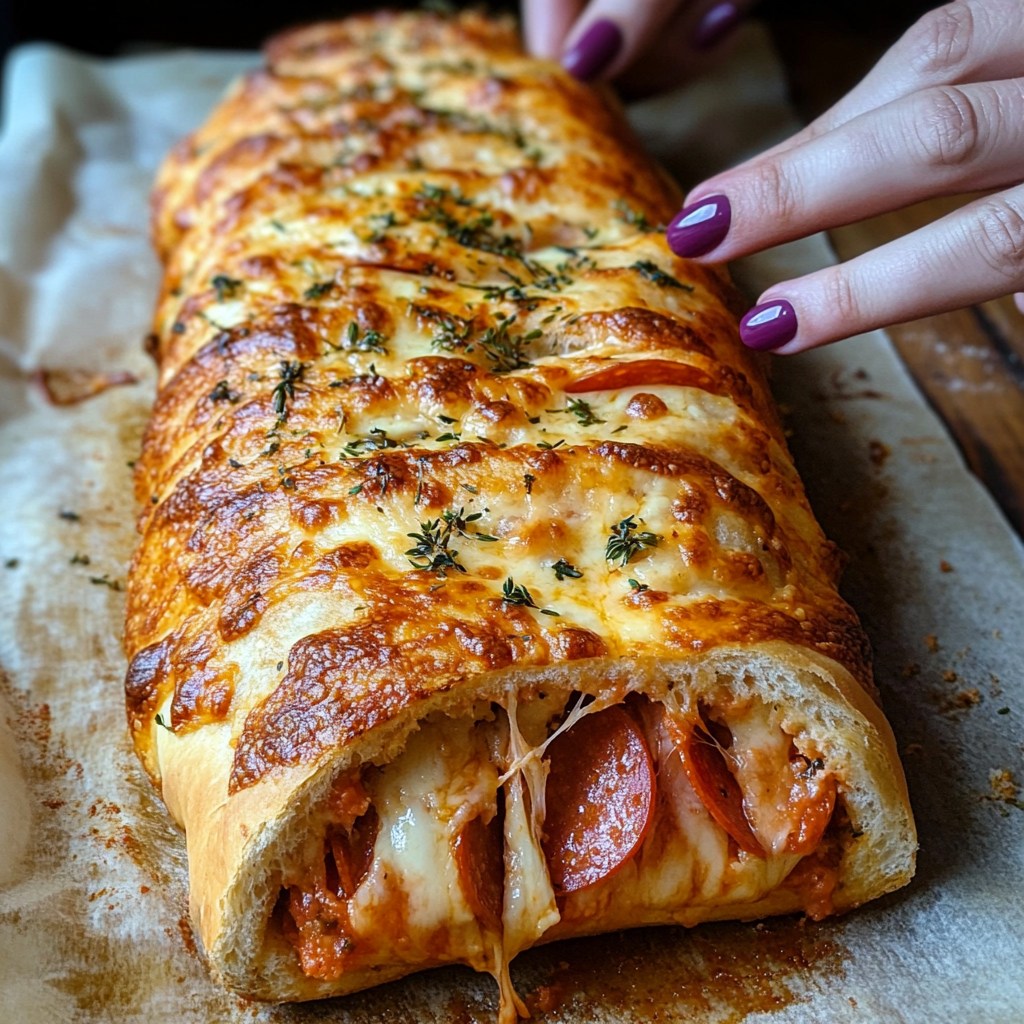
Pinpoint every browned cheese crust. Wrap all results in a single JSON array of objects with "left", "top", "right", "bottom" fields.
[{"left": 124, "top": 8, "right": 914, "bottom": 1004}]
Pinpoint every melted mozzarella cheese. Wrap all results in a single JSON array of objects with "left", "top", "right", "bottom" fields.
[
  {"left": 347, "top": 716, "right": 497, "bottom": 970},
  {"left": 727, "top": 701, "right": 798, "bottom": 856}
]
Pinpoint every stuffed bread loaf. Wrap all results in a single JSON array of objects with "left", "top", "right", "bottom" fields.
[{"left": 124, "top": 10, "right": 916, "bottom": 1019}]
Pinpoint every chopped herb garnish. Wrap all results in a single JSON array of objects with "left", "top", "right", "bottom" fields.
[
  {"left": 155, "top": 712, "right": 172, "bottom": 731},
  {"left": 552, "top": 397, "right": 603, "bottom": 427},
  {"left": 442, "top": 506, "right": 497, "bottom": 541},
  {"left": 343, "top": 321, "right": 389, "bottom": 354},
  {"left": 58, "top": 510, "right": 81, "bottom": 522},
  {"left": 70, "top": 553, "right": 91, "bottom": 565},
  {"left": 412, "top": 304, "right": 474, "bottom": 352},
  {"left": 501, "top": 577, "right": 558, "bottom": 615},
  {"left": 551, "top": 558, "right": 583, "bottom": 581},
  {"left": 414, "top": 184, "right": 522, "bottom": 258},
  {"left": 343, "top": 427, "right": 406, "bottom": 457},
  {"left": 628, "top": 578, "right": 649, "bottom": 592},
  {"left": 501, "top": 577, "right": 537, "bottom": 607},
  {"left": 406, "top": 517, "right": 467, "bottom": 577},
  {"left": 89, "top": 575, "right": 123, "bottom": 591},
  {"left": 304, "top": 280, "right": 335, "bottom": 301},
  {"left": 211, "top": 274, "right": 243, "bottom": 301},
  {"left": 272, "top": 361, "right": 306, "bottom": 421},
  {"left": 209, "top": 379, "right": 240, "bottom": 404},
  {"left": 366, "top": 210, "right": 398, "bottom": 242},
  {"left": 605, "top": 515, "right": 660, "bottom": 566},
  {"left": 631, "top": 260, "right": 692, "bottom": 291},
  {"left": 613, "top": 199, "right": 653, "bottom": 232},
  {"left": 479, "top": 318, "right": 539, "bottom": 373},
  {"left": 536, "top": 439, "right": 565, "bottom": 450},
  {"left": 228, "top": 458, "right": 243, "bottom": 469},
  {"left": 523, "top": 473, "right": 535, "bottom": 494}
]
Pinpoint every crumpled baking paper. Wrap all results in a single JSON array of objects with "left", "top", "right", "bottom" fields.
[{"left": 1, "top": 24, "right": 1021, "bottom": 1024}]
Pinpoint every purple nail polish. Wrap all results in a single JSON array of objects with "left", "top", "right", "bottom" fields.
[
  {"left": 693, "top": 2, "right": 744, "bottom": 51},
  {"left": 740, "top": 300, "right": 798, "bottom": 351},
  {"left": 666, "top": 194, "right": 731, "bottom": 258},
  {"left": 562, "top": 19, "right": 623, "bottom": 82}
]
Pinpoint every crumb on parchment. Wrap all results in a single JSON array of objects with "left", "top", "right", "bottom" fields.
[
  {"left": 982, "top": 769, "right": 1024, "bottom": 815},
  {"left": 940, "top": 688, "right": 981, "bottom": 714}
]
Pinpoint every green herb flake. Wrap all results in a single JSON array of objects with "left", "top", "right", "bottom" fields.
[
  {"left": 343, "top": 427, "right": 406, "bottom": 458},
  {"left": 551, "top": 558, "right": 583, "bottom": 581},
  {"left": 406, "top": 518, "right": 467, "bottom": 577},
  {"left": 613, "top": 199, "right": 652, "bottom": 232},
  {"left": 501, "top": 577, "right": 537, "bottom": 607},
  {"left": 211, "top": 274, "right": 243, "bottom": 301},
  {"left": 272, "top": 361, "right": 306, "bottom": 420},
  {"left": 553, "top": 397, "right": 603, "bottom": 427},
  {"left": 304, "top": 280, "right": 335, "bottom": 301},
  {"left": 605, "top": 515, "right": 660, "bottom": 566},
  {"left": 89, "top": 574, "right": 123, "bottom": 591},
  {"left": 344, "top": 321, "right": 389, "bottom": 354},
  {"left": 209, "top": 379, "right": 240, "bottom": 404},
  {"left": 631, "top": 260, "right": 692, "bottom": 291}
]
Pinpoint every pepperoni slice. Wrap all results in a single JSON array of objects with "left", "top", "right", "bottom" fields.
[
  {"left": 786, "top": 770, "right": 837, "bottom": 856},
  {"left": 542, "top": 705, "right": 656, "bottom": 894},
  {"left": 454, "top": 810, "right": 504, "bottom": 932},
  {"left": 326, "top": 807, "right": 379, "bottom": 899},
  {"left": 564, "top": 359, "right": 719, "bottom": 395},
  {"left": 676, "top": 722, "right": 765, "bottom": 857}
]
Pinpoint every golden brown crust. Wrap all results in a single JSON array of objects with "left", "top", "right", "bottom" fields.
[{"left": 125, "top": 8, "right": 914, "bottom": 1002}]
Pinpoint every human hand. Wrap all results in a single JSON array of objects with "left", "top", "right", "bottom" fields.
[
  {"left": 522, "top": 0, "right": 751, "bottom": 94},
  {"left": 665, "top": 0, "right": 1024, "bottom": 353}
]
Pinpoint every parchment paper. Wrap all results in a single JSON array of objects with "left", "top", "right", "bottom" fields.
[{"left": 1, "top": 25, "right": 1022, "bottom": 1023}]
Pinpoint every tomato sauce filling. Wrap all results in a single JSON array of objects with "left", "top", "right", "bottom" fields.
[{"left": 274, "top": 693, "right": 844, "bottom": 983}]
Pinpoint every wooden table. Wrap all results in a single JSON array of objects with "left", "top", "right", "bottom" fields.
[{"left": 767, "top": 9, "right": 1024, "bottom": 540}]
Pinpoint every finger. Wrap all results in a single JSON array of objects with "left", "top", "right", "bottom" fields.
[
  {"left": 1015, "top": 293, "right": 1024, "bottom": 315},
  {"left": 718, "top": 0, "right": 1024, "bottom": 179},
  {"left": 559, "top": 0, "right": 686, "bottom": 82},
  {"left": 735, "top": 185, "right": 1024, "bottom": 353},
  {"left": 669, "top": 78, "right": 1024, "bottom": 262},
  {"left": 523, "top": 0, "right": 585, "bottom": 60},
  {"left": 615, "top": 0, "right": 755, "bottom": 97}
]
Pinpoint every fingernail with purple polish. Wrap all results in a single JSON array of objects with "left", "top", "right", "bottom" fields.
[
  {"left": 740, "top": 300, "right": 798, "bottom": 351},
  {"left": 666, "top": 194, "right": 731, "bottom": 257},
  {"left": 693, "top": 2, "right": 744, "bottom": 51},
  {"left": 562, "top": 19, "right": 623, "bottom": 82}
]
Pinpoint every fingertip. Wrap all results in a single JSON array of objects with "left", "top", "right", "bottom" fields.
[
  {"left": 692, "top": 1, "right": 745, "bottom": 52},
  {"left": 666, "top": 194, "right": 732, "bottom": 258},
  {"left": 561, "top": 17, "right": 624, "bottom": 81},
  {"left": 1014, "top": 292, "right": 1024, "bottom": 315},
  {"left": 739, "top": 298, "right": 799, "bottom": 352}
]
